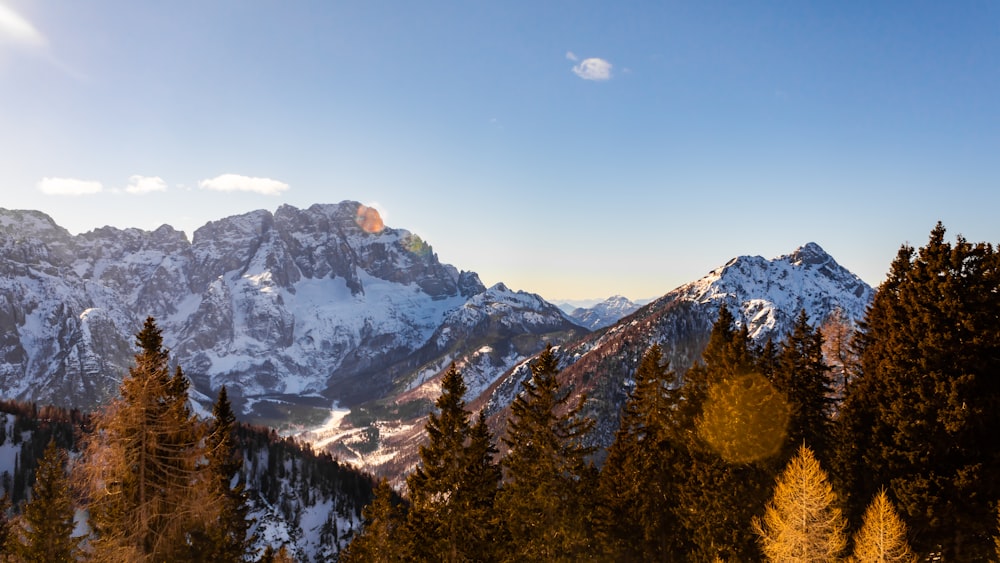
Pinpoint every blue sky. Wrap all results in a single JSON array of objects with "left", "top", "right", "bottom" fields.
[{"left": 2, "top": 1, "right": 998, "bottom": 301}]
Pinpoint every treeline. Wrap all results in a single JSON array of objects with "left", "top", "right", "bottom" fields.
[
  {"left": 0, "top": 318, "right": 377, "bottom": 562},
  {"left": 345, "top": 223, "right": 1000, "bottom": 561}
]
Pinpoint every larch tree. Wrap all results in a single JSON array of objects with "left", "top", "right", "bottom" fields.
[
  {"left": 78, "top": 317, "right": 209, "bottom": 562},
  {"left": 10, "top": 439, "right": 79, "bottom": 562},
  {"left": 753, "top": 443, "right": 847, "bottom": 562},
  {"left": 835, "top": 224, "right": 1000, "bottom": 559},
  {"left": 817, "top": 307, "right": 858, "bottom": 400},
  {"left": 850, "top": 489, "right": 916, "bottom": 563},
  {"left": 498, "top": 344, "right": 598, "bottom": 562}
]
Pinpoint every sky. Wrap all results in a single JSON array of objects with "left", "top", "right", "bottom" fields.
[{"left": 2, "top": 1, "right": 999, "bottom": 302}]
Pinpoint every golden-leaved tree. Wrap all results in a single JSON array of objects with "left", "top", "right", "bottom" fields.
[
  {"left": 850, "top": 489, "right": 916, "bottom": 563},
  {"left": 753, "top": 443, "right": 846, "bottom": 562},
  {"left": 77, "top": 317, "right": 212, "bottom": 562}
]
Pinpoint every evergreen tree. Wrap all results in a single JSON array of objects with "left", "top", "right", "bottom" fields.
[
  {"left": 201, "top": 386, "right": 255, "bottom": 562},
  {"left": 599, "top": 344, "right": 688, "bottom": 560},
  {"left": 835, "top": 224, "right": 1000, "bottom": 559},
  {"left": 753, "top": 444, "right": 847, "bottom": 562},
  {"left": 340, "top": 478, "right": 405, "bottom": 563},
  {"left": 498, "top": 344, "right": 598, "bottom": 562},
  {"left": 10, "top": 439, "right": 79, "bottom": 562},
  {"left": 456, "top": 411, "right": 503, "bottom": 562},
  {"left": 404, "top": 363, "right": 470, "bottom": 561},
  {"left": 671, "top": 305, "right": 778, "bottom": 561},
  {"left": 78, "top": 317, "right": 209, "bottom": 562},
  {"left": 257, "top": 544, "right": 296, "bottom": 563},
  {"left": 773, "top": 309, "right": 833, "bottom": 460},
  {"left": 850, "top": 489, "right": 916, "bottom": 563},
  {"left": 403, "top": 363, "right": 501, "bottom": 562}
]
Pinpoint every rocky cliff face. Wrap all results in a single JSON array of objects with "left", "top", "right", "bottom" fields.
[{"left": 0, "top": 203, "right": 585, "bottom": 424}]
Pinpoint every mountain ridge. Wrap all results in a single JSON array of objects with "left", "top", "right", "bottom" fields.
[{"left": 0, "top": 203, "right": 585, "bottom": 425}]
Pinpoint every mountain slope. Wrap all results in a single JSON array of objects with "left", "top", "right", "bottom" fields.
[
  {"left": 480, "top": 242, "right": 875, "bottom": 453},
  {"left": 320, "top": 242, "right": 875, "bottom": 481},
  {"left": 0, "top": 203, "right": 585, "bottom": 427}
]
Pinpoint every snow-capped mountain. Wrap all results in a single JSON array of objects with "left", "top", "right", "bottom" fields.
[
  {"left": 0, "top": 203, "right": 585, "bottom": 425},
  {"left": 324, "top": 242, "right": 875, "bottom": 481},
  {"left": 480, "top": 242, "right": 875, "bottom": 454},
  {"left": 567, "top": 295, "right": 641, "bottom": 330}
]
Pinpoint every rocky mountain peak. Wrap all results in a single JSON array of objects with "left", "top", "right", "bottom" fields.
[
  {"left": 786, "top": 241, "right": 831, "bottom": 266},
  {"left": 0, "top": 202, "right": 581, "bottom": 424}
]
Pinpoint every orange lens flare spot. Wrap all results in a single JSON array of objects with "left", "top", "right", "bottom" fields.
[
  {"left": 697, "top": 373, "right": 789, "bottom": 464},
  {"left": 355, "top": 205, "right": 384, "bottom": 234}
]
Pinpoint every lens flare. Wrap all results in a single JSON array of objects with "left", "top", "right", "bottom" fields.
[
  {"left": 697, "top": 373, "right": 789, "bottom": 464},
  {"left": 355, "top": 205, "right": 384, "bottom": 234},
  {"left": 403, "top": 234, "right": 431, "bottom": 258}
]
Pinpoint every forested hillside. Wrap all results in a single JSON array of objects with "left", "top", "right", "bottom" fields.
[
  {"left": 1, "top": 223, "right": 995, "bottom": 561},
  {"left": 0, "top": 319, "right": 379, "bottom": 562},
  {"left": 346, "top": 224, "right": 1000, "bottom": 562}
]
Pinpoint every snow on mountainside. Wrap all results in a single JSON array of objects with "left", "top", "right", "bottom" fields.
[
  {"left": 479, "top": 242, "right": 875, "bottom": 458},
  {"left": 567, "top": 295, "right": 641, "bottom": 330},
  {"left": 0, "top": 204, "right": 585, "bottom": 430},
  {"left": 299, "top": 282, "right": 585, "bottom": 479},
  {"left": 320, "top": 242, "right": 875, "bottom": 483}
]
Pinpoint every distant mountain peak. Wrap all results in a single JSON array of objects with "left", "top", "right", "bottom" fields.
[
  {"left": 785, "top": 241, "right": 832, "bottom": 267},
  {"left": 567, "top": 294, "right": 641, "bottom": 330},
  {"left": 678, "top": 242, "right": 873, "bottom": 339}
]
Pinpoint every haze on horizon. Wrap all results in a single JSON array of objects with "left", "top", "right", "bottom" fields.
[{"left": 2, "top": 1, "right": 998, "bottom": 301}]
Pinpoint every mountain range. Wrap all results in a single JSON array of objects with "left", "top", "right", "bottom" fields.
[
  {"left": 0, "top": 203, "right": 583, "bottom": 424},
  {"left": 0, "top": 202, "right": 875, "bottom": 483}
]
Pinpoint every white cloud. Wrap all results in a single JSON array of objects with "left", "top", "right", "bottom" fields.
[
  {"left": 125, "top": 175, "right": 168, "bottom": 194},
  {"left": 37, "top": 177, "right": 103, "bottom": 196},
  {"left": 565, "top": 51, "right": 578, "bottom": 62},
  {"left": 198, "top": 174, "right": 289, "bottom": 196},
  {"left": 0, "top": 4, "right": 46, "bottom": 47},
  {"left": 572, "top": 57, "right": 613, "bottom": 81}
]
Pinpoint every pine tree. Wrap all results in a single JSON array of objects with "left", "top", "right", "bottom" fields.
[
  {"left": 201, "top": 386, "right": 255, "bottom": 562},
  {"left": 257, "top": 544, "right": 296, "bottom": 563},
  {"left": 456, "top": 411, "right": 503, "bottom": 562},
  {"left": 0, "top": 493, "right": 12, "bottom": 558},
  {"left": 671, "top": 305, "right": 780, "bottom": 561},
  {"left": 498, "top": 344, "right": 598, "bottom": 561},
  {"left": 753, "top": 443, "right": 847, "bottom": 562},
  {"left": 78, "top": 317, "right": 209, "bottom": 562},
  {"left": 773, "top": 310, "right": 833, "bottom": 460},
  {"left": 850, "top": 489, "right": 916, "bottom": 563},
  {"left": 340, "top": 478, "right": 405, "bottom": 563},
  {"left": 403, "top": 363, "right": 501, "bottom": 562},
  {"left": 599, "top": 344, "right": 688, "bottom": 560},
  {"left": 835, "top": 224, "right": 1000, "bottom": 559},
  {"left": 10, "top": 439, "right": 79, "bottom": 562}
]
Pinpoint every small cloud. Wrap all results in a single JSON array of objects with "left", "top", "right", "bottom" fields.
[
  {"left": 37, "top": 177, "right": 103, "bottom": 196},
  {"left": 572, "top": 57, "right": 613, "bottom": 81},
  {"left": 198, "top": 174, "right": 289, "bottom": 196},
  {"left": 0, "top": 4, "right": 46, "bottom": 48},
  {"left": 565, "top": 51, "right": 578, "bottom": 62},
  {"left": 125, "top": 175, "right": 168, "bottom": 194}
]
